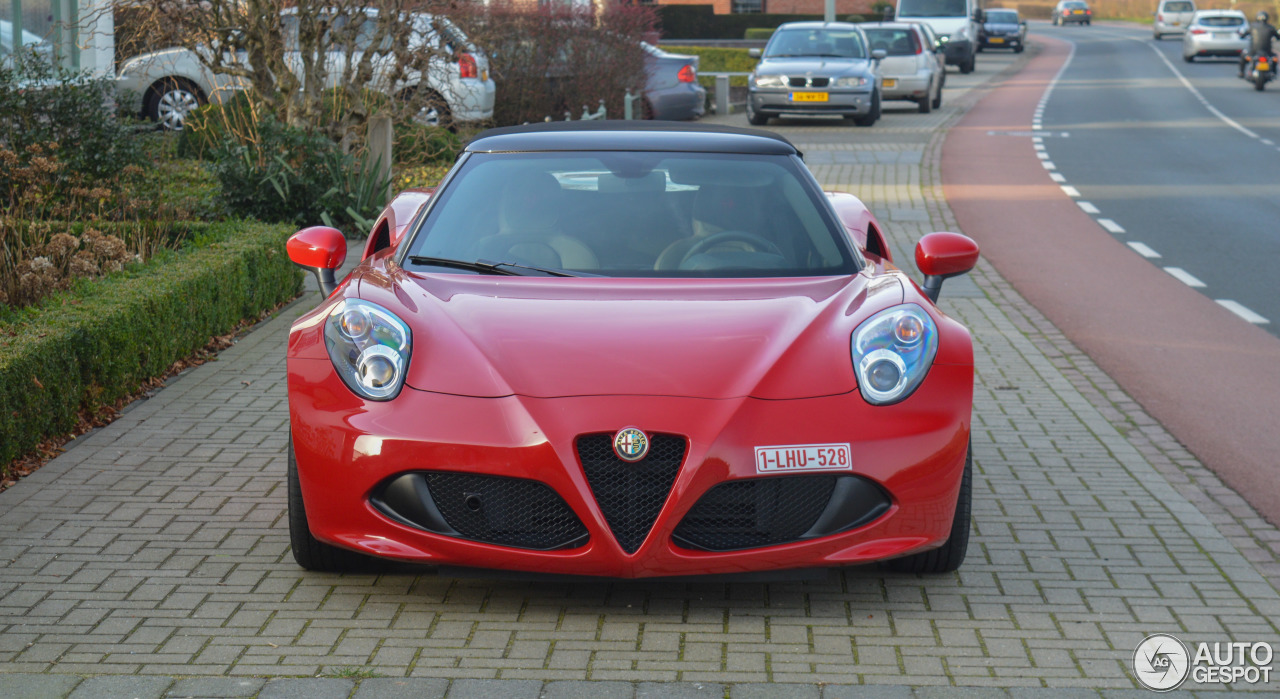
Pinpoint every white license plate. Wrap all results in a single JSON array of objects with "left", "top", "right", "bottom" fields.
[
  {"left": 1214, "top": 32, "right": 1231, "bottom": 39},
  {"left": 754, "top": 443, "right": 852, "bottom": 474}
]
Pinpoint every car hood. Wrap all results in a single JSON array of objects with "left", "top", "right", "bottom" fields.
[
  {"left": 356, "top": 266, "right": 906, "bottom": 400},
  {"left": 755, "top": 56, "right": 875, "bottom": 76},
  {"left": 984, "top": 22, "right": 1021, "bottom": 31}
]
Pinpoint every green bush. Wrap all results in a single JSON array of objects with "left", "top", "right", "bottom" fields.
[
  {"left": 871, "top": 0, "right": 896, "bottom": 18},
  {"left": 209, "top": 115, "right": 390, "bottom": 235},
  {"left": 744, "top": 27, "right": 776, "bottom": 40},
  {"left": 0, "top": 220, "right": 302, "bottom": 469}
]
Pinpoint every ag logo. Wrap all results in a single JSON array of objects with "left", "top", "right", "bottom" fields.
[
  {"left": 1134, "top": 633, "right": 1191, "bottom": 692},
  {"left": 613, "top": 427, "right": 649, "bottom": 463}
]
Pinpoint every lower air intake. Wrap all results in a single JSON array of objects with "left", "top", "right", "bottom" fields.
[{"left": 576, "top": 433, "right": 687, "bottom": 554}]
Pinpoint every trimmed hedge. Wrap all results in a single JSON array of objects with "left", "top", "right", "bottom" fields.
[
  {"left": 0, "top": 220, "right": 303, "bottom": 466},
  {"left": 659, "top": 5, "right": 828, "bottom": 39},
  {"left": 744, "top": 27, "right": 776, "bottom": 40},
  {"left": 661, "top": 45, "right": 757, "bottom": 87}
]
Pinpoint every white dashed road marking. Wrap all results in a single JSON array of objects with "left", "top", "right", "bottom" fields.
[
  {"left": 1164, "top": 267, "right": 1207, "bottom": 287},
  {"left": 1216, "top": 300, "right": 1271, "bottom": 324},
  {"left": 1097, "top": 218, "right": 1125, "bottom": 234},
  {"left": 1128, "top": 242, "right": 1162, "bottom": 258},
  {"left": 1061, "top": 185, "right": 1081, "bottom": 197},
  {"left": 1077, "top": 201, "right": 1100, "bottom": 214}
]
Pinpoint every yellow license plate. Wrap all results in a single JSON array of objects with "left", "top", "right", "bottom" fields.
[
  {"left": 1072, "top": 9, "right": 1084, "bottom": 13},
  {"left": 883, "top": 78, "right": 898, "bottom": 88},
  {"left": 990, "top": 37, "right": 1005, "bottom": 43},
  {"left": 790, "top": 91, "right": 828, "bottom": 102}
]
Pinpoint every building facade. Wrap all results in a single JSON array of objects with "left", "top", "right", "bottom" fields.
[{"left": 2, "top": 0, "right": 113, "bottom": 76}]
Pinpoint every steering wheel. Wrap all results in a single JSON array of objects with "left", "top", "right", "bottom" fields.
[{"left": 680, "top": 231, "right": 786, "bottom": 266}]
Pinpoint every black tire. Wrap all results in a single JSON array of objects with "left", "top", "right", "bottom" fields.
[
  {"left": 1256, "top": 77, "right": 1268, "bottom": 91},
  {"left": 288, "top": 438, "right": 370, "bottom": 572},
  {"left": 402, "top": 87, "right": 454, "bottom": 131},
  {"left": 1014, "top": 44, "right": 1025, "bottom": 54},
  {"left": 1184, "top": 54, "right": 1194, "bottom": 63},
  {"left": 960, "top": 55, "right": 975, "bottom": 74},
  {"left": 144, "top": 77, "right": 205, "bottom": 131},
  {"left": 1154, "top": 32, "right": 1163, "bottom": 40},
  {"left": 883, "top": 443, "right": 972, "bottom": 574},
  {"left": 932, "top": 84, "right": 943, "bottom": 109},
  {"left": 746, "top": 99, "right": 770, "bottom": 126},
  {"left": 853, "top": 89, "right": 881, "bottom": 126},
  {"left": 918, "top": 94, "right": 932, "bottom": 114}
]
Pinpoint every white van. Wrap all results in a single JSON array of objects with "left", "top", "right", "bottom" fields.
[
  {"left": 1154, "top": 0, "right": 1197, "bottom": 39},
  {"left": 896, "top": 0, "right": 982, "bottom": 73}
]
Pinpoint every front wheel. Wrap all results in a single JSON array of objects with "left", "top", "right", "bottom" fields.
[
  {"left": 917, "top": 94, "right": 932, "bottom": 114},
  {"left": 288, "top": 438, "right": 371, "bottom": 572},
  {"left": 882, "top": 443, "right": 972, "bottom": 574},
  {"left": 746, "top": 102, "right": 769, "bottom": 126},
  {"left": 960, "top": 56, "right": 975, "bottom": 74},
  {"left": 144, "top": 77, "right": 205, "bottom": 131}
]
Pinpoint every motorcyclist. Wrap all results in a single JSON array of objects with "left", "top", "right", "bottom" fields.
[{"left": 1239, "top": 11, "right": 1280, "bottom": 79}]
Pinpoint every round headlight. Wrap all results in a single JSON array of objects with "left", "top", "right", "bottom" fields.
[
  {"left": 324, "top": 299, "right": 412, "bottom": 401},
  {"left": 340, "top": 308, "right": 371, "bottom": 340},
  {"left": 851, "top": 304, "right": 938, "bottom": 406}
]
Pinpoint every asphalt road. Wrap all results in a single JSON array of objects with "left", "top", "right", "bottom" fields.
[{"left": 1031, "top": 20, "right": 1280, "bottom": 334}]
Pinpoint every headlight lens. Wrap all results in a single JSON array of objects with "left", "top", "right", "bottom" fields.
[
  {"left": 851, "top": 304, "right": 938, "bottom": 405},
  {"left": 833, "top": 75, "right": 870, "bottom": 87},
  {"left": 324, "top": 299, "right": 412, "bottom": 401},
  {"left": 752, "top": 73, "right": 786, "bottom": 88}
]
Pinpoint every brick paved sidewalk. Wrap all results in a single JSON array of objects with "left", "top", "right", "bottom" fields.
[{"left": 3, "top": 45, "right": 1279, "bottom": 699}]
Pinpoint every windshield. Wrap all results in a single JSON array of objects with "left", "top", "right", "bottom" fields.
[
  {"left": 403, "top": 152, "right": 859, "bottom": 278},
  {"left": 1164, "top": 1, "right": 1194, "bottom": 10},
  {"left": 985, "top": 10, "right": 1019, "bottom": 23},
  {"left": 764, "top": 28, "right": 867, "bottom": 58},
  {"left": 896, "top": 0, "right": 969, "bottom": 19},
  {"left": 863, "top": 28, "right": 922, "bottom": 56},
  {"left": 1198, "top": 14, "right": 1243, "bottom": 26}
]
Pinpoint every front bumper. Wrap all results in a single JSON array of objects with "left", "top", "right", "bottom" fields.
[
  {"left": 748, "top": 88, "right": 874, "bottom": 118},
  {"left": 979, "top": 35, "right": 1023, "bottom": 49},
  {"left": 452, "top": 77, "right": 496, "bottom": 123},
  {"left": 943, "top": 40, "right": 974, "bottom": 65},
  {"left": 288, "top": 358, "right": 972, "bottom": 578}
]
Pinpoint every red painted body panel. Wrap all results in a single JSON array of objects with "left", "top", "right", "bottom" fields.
[
  {"left": 826, "top": 191, "right": 893, "bottom": 263},
  {"left": 286, "top": 187, "right": 976, "bottom": 577},
  {"left": 362, "top": 188, "right": 434, "bottom": 260}
]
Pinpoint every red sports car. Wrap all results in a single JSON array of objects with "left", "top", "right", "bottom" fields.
[{"left": 284, "top": 122, "right": 979, "bottom": 578}]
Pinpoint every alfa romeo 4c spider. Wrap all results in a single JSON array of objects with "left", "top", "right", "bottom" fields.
[{"left": 284, "top": 121, "right": 980, "bottom": 578}]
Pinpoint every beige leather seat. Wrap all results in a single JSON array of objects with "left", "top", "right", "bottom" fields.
[
  {"left": 654, "top": 184, "right": 768, "bottom": 270},
  {"left": 470, "top": 172, "right": 599, "bottom": 270}
]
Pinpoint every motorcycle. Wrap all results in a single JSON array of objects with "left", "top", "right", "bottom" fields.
[{"left": 1250, "top": 54, "right": 1277, "bottom": 91}]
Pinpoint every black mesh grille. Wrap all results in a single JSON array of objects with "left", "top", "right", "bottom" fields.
[
  {"left": 420, "top": 472, "right": 588, "bottom": 550},
  {"left": 810, "top": 77, "right": 830, "bottom": 87},
  {"left": 672, "top": 475, "right": 837, "bottom": 552},
  {"left": 576, "top": 433, "right": 687, "bottom": 554},
  {"left": 786, "top": 77, "right": 831, "bottom": 87},
  {"left": 788, "top": 76, "right": 807, "bottom": 87}
]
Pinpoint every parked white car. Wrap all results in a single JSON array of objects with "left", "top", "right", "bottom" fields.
[
  {"left": 860, "top": 22, "right": 944, "bottom": 113},
  {"left": 116, "top": 11, "right": 495, "bottom": 130}
]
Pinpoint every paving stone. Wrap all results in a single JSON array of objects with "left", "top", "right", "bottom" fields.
[
  {"left": 258, "top": 678, "right": 354, "bottom": 699},
  {"left": 732, "top": 682, "right": 821, "bottom": 699},
  {"left": 353, "top": 678, "right": 449, "bottom": 699},
  {"left": 166, "top": 677, "right": 265, "bottom": 698},
  {"left": 447, "top": 679, "right": 543, "bottom": 699},
  {"left": 0, "top": 674, "right": 83, "bottom": 699},
  {"left": 540, "top": 680, "right": 635, "bottom": 699},
  {"left": 636, "top": 682, "right": 724, "bottom": 699},
  {"left": 69, "top": 676, "right": 173, "bottom": 699}
]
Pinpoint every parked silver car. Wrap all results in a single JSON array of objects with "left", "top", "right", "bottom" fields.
[
  {"left": 1155, "top": 0, "right": 1197, "bottom": 39},
  {"left": 1182, "top": 10, "right": 1248, "bottom": 61},
  {"left": 640, "top": 42, "right": 706, "bottom": 120},
  {"left": 116, "top": 11, "right": 495, "bottom": 130},
  {"left": 746, "top": 22, "right": 885, "bottom": 127},
  {"left": 860, "top": 22, "right": 943, "bottom": 113}
]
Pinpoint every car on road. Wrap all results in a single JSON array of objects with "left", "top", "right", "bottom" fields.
[
  {"left": 746, "top": 22, "right": 886, "bottom": 126},
  {"left": 1181, "top": 10, "right": 1248, "bottom": 61},
  {"left": 115, "top": 10, "right": 495, "bottom": 130},
  {"left": 283, "top": 121, "right": 981, "bottom": 579},
  {"left": 640, "top": 42, "right": 706, "bottom": 120},
  {"left": 1155, "top": 0, "right": 1197, "bottom": 39},
  {"left": 977, "top": 9, "right": 1028, "bottom": 52},
  {"left": 894, "top": 0, "right": 982, "bottom": 74},
  {"left": 1052, "top": 0, "right": 1093, "bottom": 25},
  {"left": 860, "top": 22, "right": 944, "bottom": 113}
]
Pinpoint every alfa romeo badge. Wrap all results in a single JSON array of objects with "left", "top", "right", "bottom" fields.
[{"left": 613, "top": 427, "right": 649, "bottom": 462}]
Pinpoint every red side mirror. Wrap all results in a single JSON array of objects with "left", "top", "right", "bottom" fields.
[
  {"left": 915, "top": 232, "right": 979, "bottom": 301},
  {"left": 287, "top": 226, "right": 347, "bottom": 296}
]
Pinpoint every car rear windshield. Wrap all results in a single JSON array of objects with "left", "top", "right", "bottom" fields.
[
  {"left": 863, "top": 28, "right": 922, "bottom": 56},
  {"left": 764, "top": 28, "right": 867, "bottom": 58},
  {"left": 897, "top": 0, "right": 968, "bottom": 19},
  {"left": 1064, "top": 2, "right": 1088, "bottom": 8},
  {"left": 986, "top": 10, "right": 1019, "bottom": 23},
  {"left": 403, "top": 151, "right": 861, "bottom": 278},
  {"left": 1198, "top": 15, "right": 1243, "bottom": 26},
  {"left": 1164, "top": 1, "right": 1194, "bottom": 11}
]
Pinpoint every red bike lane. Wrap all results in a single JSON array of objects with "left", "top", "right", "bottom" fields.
[{"left": 942, "top": 35, "right": 1280, "bottom": 526}]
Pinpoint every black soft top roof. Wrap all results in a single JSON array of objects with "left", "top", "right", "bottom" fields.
[{"left": 465, "top": 120, "right": 801, "bottom": 157}]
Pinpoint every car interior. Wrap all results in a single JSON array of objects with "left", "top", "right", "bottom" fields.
[{"left": 409, "top": 153, "right": 852, "bottom": 277}]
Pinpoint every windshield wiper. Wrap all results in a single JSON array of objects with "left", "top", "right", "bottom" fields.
[{"left": 407, "top": 256, "right": 592, "bottom": 278}]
